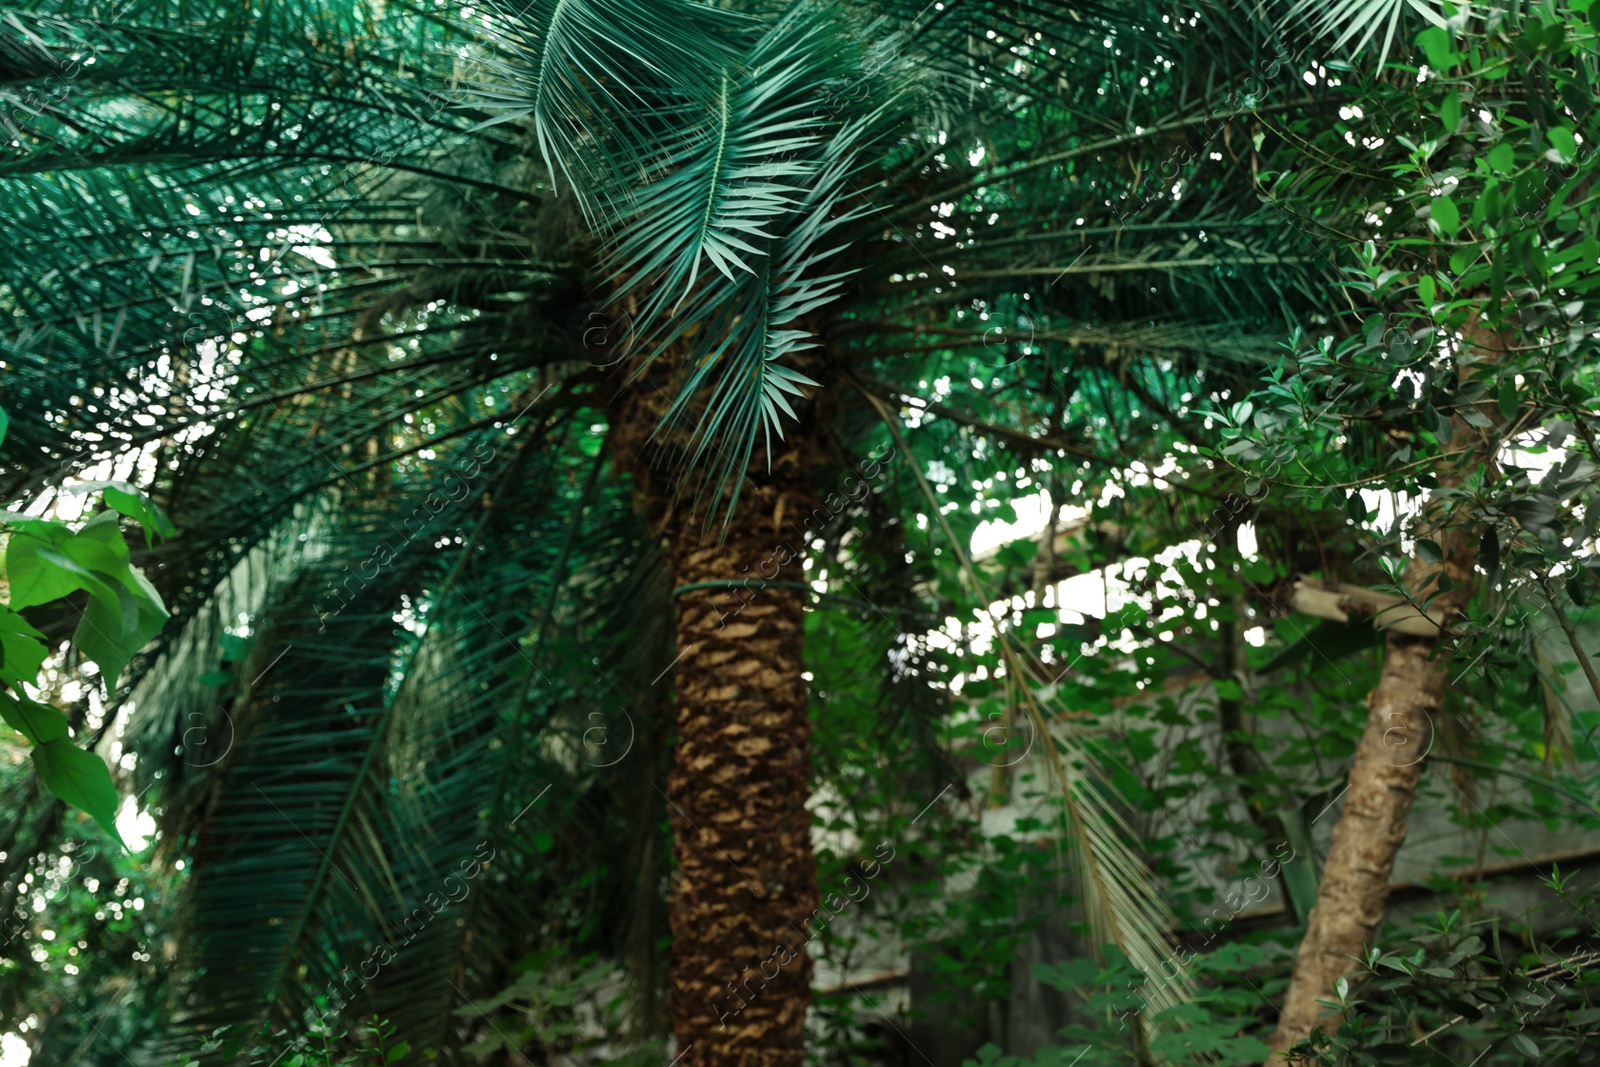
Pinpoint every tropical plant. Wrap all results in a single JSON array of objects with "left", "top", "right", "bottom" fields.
[
  {"left": 6, "top": 1, "right": 1600, "bottom": 1067},
  {"left": 0, "top": 400, "right": 173, "bottom": 844}
]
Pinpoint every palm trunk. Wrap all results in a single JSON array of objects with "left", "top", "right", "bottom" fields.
[
  {"left": 608, "top": 353, "right": 825, "bottom": 1067},
  {"left": 1266, "top": 395, "right": 1490, "bottom": 1059},
  {"left": 660, "top": 485, "right": 818, "bottom": 1067}
]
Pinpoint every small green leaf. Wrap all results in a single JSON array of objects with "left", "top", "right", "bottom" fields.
[
  {"left": 1439, "top": 91, "right": 1461, "bottom": 132},
  {"left": 1431, "top": 195, "right": 1460, "bottom": 236},
  {"left": 1417, "top": 27, "right": 1456, "bottom": 71},
  {"left": 386, "top": 1042, "right": 411, "bottom": 1062},
  {"left": 32, "top": 737, "right": 127, "bottom": 849},
  {"left": 219, "top": 633, "right": 254, "bottom": 663},
  {"left": 533, "top": 831, "right": 555, "bottom": 854},
  {"left": 1547, "top": 127, "right": 1577, "bottom": 163},
  {"left": 1511, "top": 1033, "right": 1540, "bottom": 1058},
  {"left": 1418, "top": 275, "right": 1436, "bottom": 304},
  {"left": 1499, "top": 380, "right": 1519, "bottom": 421},
  {"left": 1417, "top": 539, "right": 1443, "bottom": 563},
  {"left": 0, "top": 406, "right": 8, "bottom": 448},
  {"left": 1487, "top": 141, "right": 1516, "bottom": 174},
  {"left": 1347, "top": 493, "right": 1367, "bottom": 521},
  {"left": 1508, "top": 498, "right": 1560, "bottom": 527}
]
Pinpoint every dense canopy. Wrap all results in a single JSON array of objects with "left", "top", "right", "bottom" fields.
[{"left": 2, "top": 2, "right": 1600, "bottom": 1066}]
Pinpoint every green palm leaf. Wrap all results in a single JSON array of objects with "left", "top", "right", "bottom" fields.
[{"left": 1282, "top": 0, "right": 1448, "bottom": 68}]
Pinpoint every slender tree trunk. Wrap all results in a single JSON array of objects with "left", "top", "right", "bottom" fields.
[
  {"left": 609, "top": 355, "right": 826, "bottom": 1067},
  {"left": 1266, "top": 383, "right": 1491, "bottom": 1060}
]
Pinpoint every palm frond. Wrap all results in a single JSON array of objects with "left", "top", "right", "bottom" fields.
[
  {"left": 598, "top": 3, "right": 918, "bottom": 517},
  {"left": 1280, "top": 0, "right": 1448, "bottom": 68},
  {"left": 468, "top": 0, "right": 747, "bottom": 212}
]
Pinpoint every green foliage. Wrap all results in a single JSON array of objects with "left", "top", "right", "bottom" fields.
[
  {"left": 1294, "top": 873, "right": 1600, "bottom": 1065},
  {"left": 958, "top": 944, "right": 1275, "bottom": 1066},
  {"left": 165, "top": 1015, "right": 412, "bottom": 1067},
  {"left": 0, "top": 410, "right": 174, "bottom": 844},
  {"left": 453, "top": 950, "right": 662, "bottom": 1064},
  {"left": 7, "top": 0, "right": 1600, "bottom": 1063}
]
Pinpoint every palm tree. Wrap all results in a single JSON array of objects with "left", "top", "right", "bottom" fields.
[{"left": 1, "top": 0, "right": 1357, "bottom": 1063}]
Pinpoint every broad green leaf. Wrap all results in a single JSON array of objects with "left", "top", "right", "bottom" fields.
[
  {"left": 60, "top": 511, "right": 132, "bottom": 576},
  {"left": 0, "top": 606, "right": 44, "bottom": 639},
  {"left": 1416, "top": 27, "right": 1457, "bottom": 71},
  {"left": 0, "top": 689, "right": 70, "bottom": 745},
  {"left": 0, "top": 405, "right": 7, "bottom": 448},
  {"left": 32, "top": 737, "right": 127, "bottom": 849},
  {"left": 0, "top": 629, "right": 47, "bottom": 689},
  {"left": 0, "top": 605, "right": 48, "bottom": 686},
  {"left": 75, "top": 574, "right": 169, "bottom": 691},
  {"left": 6, "top": 521, "right": 79, "bottom": 608},
  {"left": 63, "top": 482, "right": 176, "bottom": 546}
]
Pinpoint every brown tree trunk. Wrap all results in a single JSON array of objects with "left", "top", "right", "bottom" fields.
[
  {"left": 658, "top": 486, "right": 818, "bottom": 1067},
  {"left": 609, "top": 359, "right": 825, "bottom": 1067},
  {"left": 1266, "top": 396, "right": 1491, "bottom": 1060}
]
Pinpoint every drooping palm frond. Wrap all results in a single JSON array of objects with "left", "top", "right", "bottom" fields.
[
  {"left": 0, "top": 3, "right": 642, "bottom": 1057},
  {"left": 119, "top": 416, "right": 682, "bottom": 1061}
]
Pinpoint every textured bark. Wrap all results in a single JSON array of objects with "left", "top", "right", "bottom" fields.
[
  {"left": 1265, "top": 630, "right": 1451, "bottom": 1058},
  {"left": 608, "top": 351, "right": 828, "bottom": 1067},
  {"left": 659, "top": 487, "right": 818, "bottom": 1067},
  {"left": 1266, "top": 375, "right": 1494, "bottom": 1060}
]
